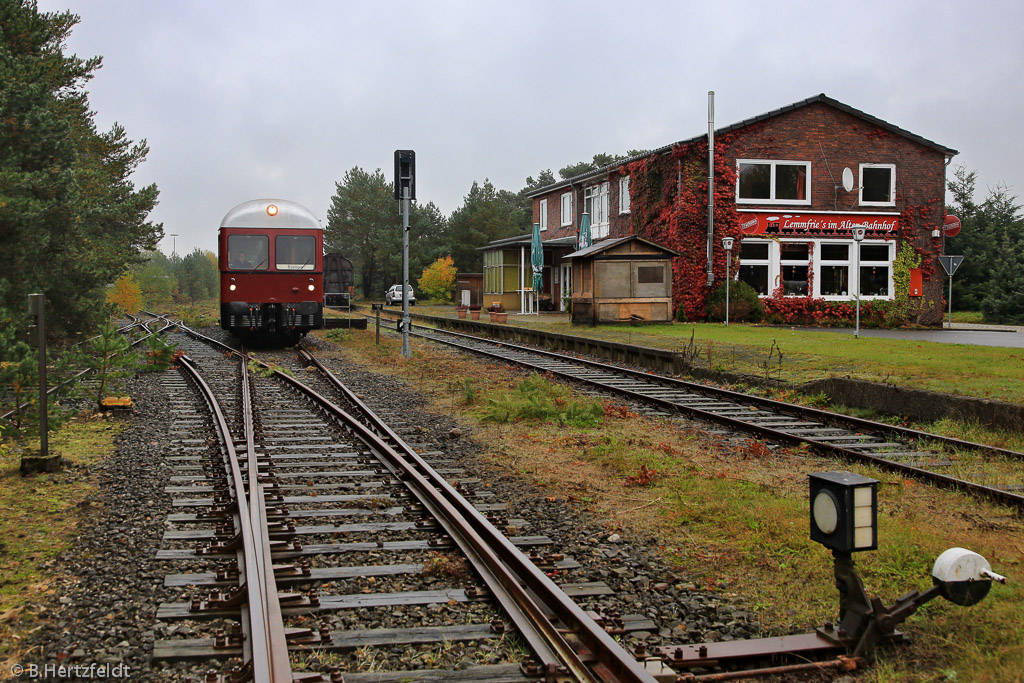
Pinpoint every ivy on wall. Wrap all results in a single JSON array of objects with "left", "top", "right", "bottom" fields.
[{"left": 628, "top": 136, "right": 742, "bottom": 320}]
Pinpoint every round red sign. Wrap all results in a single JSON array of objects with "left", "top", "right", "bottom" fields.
[{"left": 943, "top": 214, "right": 961, "bottom": 237}]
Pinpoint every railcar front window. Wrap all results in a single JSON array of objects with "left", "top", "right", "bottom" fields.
[
  {"left": 276, "top": 235, "right": 316, "bottom": 271},
  {"left": 228, "top": 235, "right": 269, "bottom": 270}
]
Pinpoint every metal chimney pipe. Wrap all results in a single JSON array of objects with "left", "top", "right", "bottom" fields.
[{"left": 707, "top": 91, "right": 715, "bottom": 287}]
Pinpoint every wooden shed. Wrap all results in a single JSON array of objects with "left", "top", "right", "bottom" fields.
[{"left": 563, "top": 236, "right": 679, "bottom": 325}]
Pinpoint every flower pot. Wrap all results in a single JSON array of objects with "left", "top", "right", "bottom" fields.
[
  {"left": 470, "top": 310, "right": 480, "bottom": 320},
  {"left": 489, "top": 312, "right": 508, "bottom": 323},
  {"left": 457, "top": 308, "right": 467, "bottom": 318}
]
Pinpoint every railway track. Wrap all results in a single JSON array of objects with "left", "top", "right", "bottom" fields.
[
  {"left": 0, "top": 313, "right": 172, "bottom": 424},
  {"left": 397, "top": 322, "right": 1024, "bottom": 513},
  {"left": 152, "top": 324, "right": 668, "bottom": 682}
]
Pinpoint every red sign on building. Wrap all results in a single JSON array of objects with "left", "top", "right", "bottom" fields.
[{"left": 739, "top": 212, "right": 899, "bottom": 238}]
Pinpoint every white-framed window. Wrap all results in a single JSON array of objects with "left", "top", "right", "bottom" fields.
[
  {"left": 779, "top": 242, "right": 810, "bottom": 296},
  {"left": 584, "top": 182, "right": 610, "bottom": 238},
  {"left": 859, "top": 164, "right": 896, "bottom": 207},
  {"left": 817, "top": 242, "right": 851, "bottom": 297},
  {"left": 736, "top": 159, "right": 811, "bottom": 205},
  {"left": 737, "top": 240, "right": 770, "bottom": 295},
  {"left": 737, "top": 237, "right": 895, "bottom": 301},
  {"left": 858, "top": 242, "right": 894, "bottom": 297},
  {"left": 619, "top": 175, "right": 630, "bottom": 214},
  {"left": 539, "top": 198, "right": 548, "bottom": 231},
  {"left": 560, "top": 192, "right": 572, "bottom": 226}
]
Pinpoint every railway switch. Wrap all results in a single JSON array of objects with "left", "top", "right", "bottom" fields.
[
  {"left": 932, "top": 546, "right": 1006, "bottom": 606},
  {"left": 807, "top": 471, "right": 1006, "bottom": 659}
]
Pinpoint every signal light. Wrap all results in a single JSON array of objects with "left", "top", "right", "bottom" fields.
[{"left": 809, "top": 471, "right": 877, "bottom": 552}]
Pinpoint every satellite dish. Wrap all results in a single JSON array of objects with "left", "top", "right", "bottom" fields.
[{"left": 841, "top": 168, "right": 854, "bottom": 192}]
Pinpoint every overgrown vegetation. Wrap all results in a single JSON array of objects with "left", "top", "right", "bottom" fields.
[
  {"left": 83, "top": 323, "right": 138, "bottom": 406},
  {"left": 317, "top": 326, "right": 1024, "bottom": 682},
  {"left": 0, "top": 412, "right": 122, "bottom": 667},
  {"left": 478, "top": 373, "right": 603, "bottom": 427}
]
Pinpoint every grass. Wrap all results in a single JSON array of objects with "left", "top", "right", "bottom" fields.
[
  {"left": 401, "top": 304, "right": 1024, "bottom": 405},
  {"left": 0, "top": 412, "right": 121, "bottom": 668},
  {"left": 316, "top": 325, "right": 1024, "bottom": 683}
]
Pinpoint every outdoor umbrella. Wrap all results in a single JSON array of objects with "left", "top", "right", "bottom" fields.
[
  {"left": 531, "top": 222, "right": 543, "bottom": 297},
  {"left": 578, "top": 212, "right": 592, "bottom": 250}
]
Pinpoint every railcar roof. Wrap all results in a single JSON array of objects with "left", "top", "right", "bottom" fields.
[{"left": 220, "top": 198, "right": 321, "bottom": 230}]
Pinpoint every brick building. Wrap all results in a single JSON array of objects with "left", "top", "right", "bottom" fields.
[{"left": 501, "top": 94, "right": 957, "bottom": 323}]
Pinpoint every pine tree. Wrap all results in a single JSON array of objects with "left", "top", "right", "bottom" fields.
[{"left": 0, "top": 0, "right": 161, "bottom": 338}]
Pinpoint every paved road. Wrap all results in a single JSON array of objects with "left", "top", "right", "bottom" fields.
[{"left": 806, "top": 323, "right": 1024, "bottom": 348}]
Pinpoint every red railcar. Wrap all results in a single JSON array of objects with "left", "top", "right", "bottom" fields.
[{"left": 218, "top": 198, "right": 323, "bottom": 344}]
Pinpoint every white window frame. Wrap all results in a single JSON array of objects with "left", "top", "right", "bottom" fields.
[
  {"left": 859, "top": 163, "right": 896, "bottom": 207},
  {"left": 856, "top": 240, "right": 895, "bottom": 299},
  {"left": 560, "top": 192, "right": 572, "bottom": 227},
  {"left": 539, "top": 198, "right": 548, "bottom": 231},
  {"left": 619, "top": 175, "right": 630, "bottom": 214},
  {"left": 584, "top": 182, "right": 610, "bottom": 239},
  {"left": 736, "top": 159, "right": 812, "bottom": 206},
  {"left": 741, "top": 238, "right": 895, "bottom": 301},
  {"left": 737, "top": 239, "right": 771, "bottom": 295},
  {"left": 816, "top": 241, "right": 853, "bottom": 299},
  {"left": 778, "top": 241, "right": 811, "bottom": 297}
]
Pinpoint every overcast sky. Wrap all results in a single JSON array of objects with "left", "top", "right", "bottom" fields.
[{"left": 39, "top": 0, "right": 1024, "bottom": 256}]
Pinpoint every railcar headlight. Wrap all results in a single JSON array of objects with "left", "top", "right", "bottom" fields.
[
  {"left": 267, "top": 204, "right": 278, "bottom": 216},
  {"left": 229, "top": 277, "right": 237, "bottom": 292},
  {"left": 308, "top": 278, "right": 315, "bottom": 292}
]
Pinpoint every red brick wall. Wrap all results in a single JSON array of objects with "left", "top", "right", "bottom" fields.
[
  {"left": 532, "top": 100, "right": 951, "bottom": 324},
  {"left": 721, "top": 102, "right": 949, "bottom": 323},
  {"left": 533, "top": 173, "right": 634, "bottom": 243}
]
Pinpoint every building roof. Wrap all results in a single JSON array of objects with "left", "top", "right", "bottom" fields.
[
  {"left": 478, "top": 234, "right": 579, "bottom": 250},
  {"left": 562, "top": 235, "right": 682, "bottom": 260},
  {"left": 526, "top": 94, "right": 959, "bottom": 198}
]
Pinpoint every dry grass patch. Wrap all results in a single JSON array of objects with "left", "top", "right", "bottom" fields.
[
  {"left": 0, "top": 411, "right": 121, "bottom": 667},
  {"left": 317, "top": 327, "right": 1024, "bottom": 682}
]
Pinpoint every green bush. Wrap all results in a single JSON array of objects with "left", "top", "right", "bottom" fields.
[
  {"left": 480, "top": 373, "right": 602, "bottom": 427},
  {"left": 706, "top": 279, "right": 763, "bottom": 323},
  {"left": 675, "top": 303, "right": 687, "bottom": 322}
]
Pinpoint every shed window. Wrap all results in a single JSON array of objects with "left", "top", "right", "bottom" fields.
[{"left": 637, "top": 265, "right": 664, "bottom": 284}]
